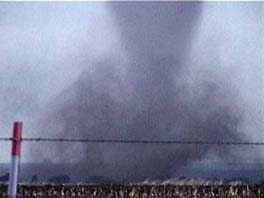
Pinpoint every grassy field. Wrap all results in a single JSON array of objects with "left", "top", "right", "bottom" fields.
[{"left": 0, "top": 183, "right": 263, "bottom": 197}]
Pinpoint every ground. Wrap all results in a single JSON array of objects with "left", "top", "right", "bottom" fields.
[{"left": 0, "top": 183, "right": 263, "bottom": 197}]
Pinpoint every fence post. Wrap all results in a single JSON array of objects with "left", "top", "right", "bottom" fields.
[{"left": 8, "top": 122, "right": 23, "bottom": 198}]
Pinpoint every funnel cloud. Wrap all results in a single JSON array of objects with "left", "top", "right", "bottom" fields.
[{"left": 0, "top": 2, "right": 262, "bottom": 182}]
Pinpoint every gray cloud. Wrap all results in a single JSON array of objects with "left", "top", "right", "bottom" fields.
[{"left": 0, "top": 2, "right": 262, "bottom": 181}]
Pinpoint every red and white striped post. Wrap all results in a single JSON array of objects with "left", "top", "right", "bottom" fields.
[{"left": 8, "top": 122, "right": 23, "bottom": 198}]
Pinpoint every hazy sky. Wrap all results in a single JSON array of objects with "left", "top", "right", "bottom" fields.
[{"left": 0, "top": 2, "right": 262, "bottom": 167}]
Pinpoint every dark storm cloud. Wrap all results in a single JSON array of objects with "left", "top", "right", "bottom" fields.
[{"left": 28, "top": 2, "right": 258, "bottom": 182}]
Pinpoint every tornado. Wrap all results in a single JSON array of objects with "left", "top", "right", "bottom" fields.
[{"left": 30, "top": 2, "right": 261, "bottom": 182}]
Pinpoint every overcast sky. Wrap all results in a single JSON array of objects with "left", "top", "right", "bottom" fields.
[{"left": 0, "top": 2, "right": 262, "bottom": 165}]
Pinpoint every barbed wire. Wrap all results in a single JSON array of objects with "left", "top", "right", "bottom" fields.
[
  {"left": 0, "top": 137, "right": 12, "bottom": 141},
  {"left": 0, "top": 137, "right": 263, "bottom": 146}
]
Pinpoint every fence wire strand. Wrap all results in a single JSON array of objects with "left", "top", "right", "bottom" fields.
[{"left": 0, "top": 137, "right": 263, "bottom": 146}]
